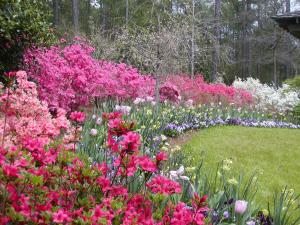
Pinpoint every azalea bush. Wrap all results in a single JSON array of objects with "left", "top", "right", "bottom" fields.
[
  {"left": 233, "top": 77, "right": 300, "bottom": 113},
  {"left": 24, "top": 39, "right": 154, "bottom": 112},
  {"left": 0, "top": 71, "right": 71, "bottom": 148},
  {"left": 164, "top": 75, "right": 253, "bottom": 106},
  {"left": 0, "top": 112, "right": 210, "bottom": 224},
  {"left": 24, "top": 39, "right": 257, "bottom": 112}
]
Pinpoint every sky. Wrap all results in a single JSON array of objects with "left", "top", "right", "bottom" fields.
[{"left": 292, "top": 0, "right": 300, "bottom": 11}]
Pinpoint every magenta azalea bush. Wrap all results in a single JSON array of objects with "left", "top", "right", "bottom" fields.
[
  {"left": 24, "top": 41, "right": 154, "bottom": 112},
  {"left": 0, "top": 110, "right": 209, "bottom": 224}
]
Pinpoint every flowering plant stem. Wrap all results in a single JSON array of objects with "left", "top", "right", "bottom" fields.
[{"left": 1, "top": 88, "right": 10, "bottom": 148}]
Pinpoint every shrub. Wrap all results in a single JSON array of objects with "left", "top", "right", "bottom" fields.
[
  {"left": 0, "top": 71, "right": 70, "bottom": 148},
  {"left": 164, "top": 75, "right": 253, "bottom": 106},
  {"left": 0, "top": 112, "right": 209, "bottom": 224},
  {"left": 233, "top": 77, "right": 300, "bottom": 113},
  {"left": 285, "top": 75, "right": 300, "bottom": 91},
  {"left": 0, "top": 1, "right": 55, "bottom": 79},
  {"left": 24, "top": 40, "right": 155, "bottom": 112}
]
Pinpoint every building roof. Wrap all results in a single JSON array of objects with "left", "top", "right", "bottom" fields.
[{"left": 272, "top": 11, "right": 300, "bottom": 39}]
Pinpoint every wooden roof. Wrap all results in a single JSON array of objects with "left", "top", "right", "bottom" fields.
[{"left": 272, "top": 11, "right": 300, "bottom": 39}]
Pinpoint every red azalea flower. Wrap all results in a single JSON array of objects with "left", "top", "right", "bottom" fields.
[
  {"left": 156, "top": 152, "right": 168, "bottom": 162},
  {"left": 146, "top": 176, "right": 181, "bottom": 195},
  {"left": 4, "top": 71, "right": 16, "bottom": 78},
  {"left": 138, "top": 156, "right": 157, "bottom": 172}
]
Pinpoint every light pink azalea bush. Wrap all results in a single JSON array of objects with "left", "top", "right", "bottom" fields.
[
  {"left": 0, "top": 111, "right": 209, "bottom": 224},
  {"left": 24, "top": 40, "right": 154, "bottom": 112},
  {"left": 0, "top": 71, "right": 70, "bottom": 148}
]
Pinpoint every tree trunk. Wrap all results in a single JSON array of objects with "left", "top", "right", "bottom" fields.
[
  {"left": 125, "top": 0, "right": 129, "bottom": 27},
  {"left": 211, "top": 0, "right": 221, "bottom": 82},
  {"left": 86, "top": 0, "right": 91, "bottom": 34},
  {"left": 155, "top": 11, "right": 161, "bottom": 109},
  {"left": 286, "top": 0, "right": 291, "bottom": 13},
  {"left": 273, "top": 27, "right": 277, "bottom": 86},
  {"left": 53, "top": 0, "right": 59, "bottom": 27},
  {"left": 191, "top": 0, "right": 195, "bottom": 79},
  {"left": 245, "top": 0, "right": 251, "bottom": 76},
  {"left": 71, "top": 0, "right": 79, "bottom": 33}
]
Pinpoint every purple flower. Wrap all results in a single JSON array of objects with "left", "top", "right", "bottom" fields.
[{"left": 223, "top": 211, "right": 230, "bottom": 218}]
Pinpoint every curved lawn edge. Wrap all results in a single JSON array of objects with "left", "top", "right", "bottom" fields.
[{"left": 176, "top": 126, "right": 300, "bottom": 203}]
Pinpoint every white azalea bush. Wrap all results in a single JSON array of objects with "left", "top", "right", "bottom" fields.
[{"left": 233, "top": 77, "right": 300, "bottom": 113}]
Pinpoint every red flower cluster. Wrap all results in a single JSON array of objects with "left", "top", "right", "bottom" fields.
[{"left": 146, "top": 175, "right": 182, "bottom": 195}]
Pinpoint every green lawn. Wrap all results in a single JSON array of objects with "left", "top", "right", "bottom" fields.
[{"left": 182, "top": 126, "right": 300, "bottom": 203}]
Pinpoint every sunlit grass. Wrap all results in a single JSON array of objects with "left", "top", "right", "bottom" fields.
[{"left": 182, "top": 126, "right": 300, "bottom": 204}]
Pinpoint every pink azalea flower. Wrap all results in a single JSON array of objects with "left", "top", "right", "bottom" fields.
[
  {"left": 70, "top": 111, "right": 85, "bottom": 123},
  {"left": 52, "top": 209, "right": 72, "bottom": 223}
]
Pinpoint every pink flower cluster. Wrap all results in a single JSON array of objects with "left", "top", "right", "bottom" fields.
[
  {"left": 24, "top": 41, "right": 154, "bottom": 112},
  {"left": 0, "top": 113, "right": 208, "bottom": 224},
  {"left": 164, "top": 75, "right": 253, "bottom": 106},
  {"left": 0, "top": 71, "right": 70, "bottom": 148}
]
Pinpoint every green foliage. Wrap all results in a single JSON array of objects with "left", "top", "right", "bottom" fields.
[
  {"left": 270, "top": 188, "right": 300, "bottom": 225},
  {"left": 285, "top": 76, "right": 300, "bottom": 90},
  {"left": 292, "top": 103, "right": 300, "bottom": 124},
  {"left": 0, "top": 0, "right": 55, "bottom": 76},
  {"left": 285, "top": 76, "right": 300, "bottom": 123}
]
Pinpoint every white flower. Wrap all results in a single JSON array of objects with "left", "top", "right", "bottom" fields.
[
  {"left": 92, "top": 114, "right": 97, "bottom": 119},
  {"left": 90, "top": 129, "right": 98, "bottom": 136},
  {"left": 115, "top": 105, "right": 131, "bottom": 115},
  {"left": 233, "top": 77, "right": 300, "bottom": 112},
  {"left": 180, "top": 176, "right": 190, "bottom": 181},
  {"left": 161, "top": 135, "right": 167, "bottom": 141},
  {"left": 185, "top": 99, "right": 194, "bottom": 107},
  {"left": 96, "top": 117, "right": 102, "bottom": 125},
  {"left": 246, "top": 221, "right": 255, "bottom": 225},
  {"left": 133, "top": 98, "right": 145, "bottom": 105},
  {"left": 146, "top": 96, "right": 154, "bottom": 102},
  {"left": 170, "top": 165, "right": 188, "bottom": 180},
  {"left": 177, "top": 165, "right": 184, "bottom": 175}
]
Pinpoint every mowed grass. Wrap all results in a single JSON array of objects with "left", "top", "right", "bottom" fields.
[{"left": 182, "top": 126, "right": 300, "bottom": 203}]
